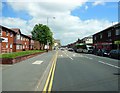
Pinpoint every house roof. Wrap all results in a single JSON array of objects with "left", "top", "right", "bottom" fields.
[
  {"left": 11, "top": 28, "right": 21, "bottom": 34},
  {"left": 0, "top": 25, "right": 17, "bottom": 34},
  {"left": 11, "top": 28, "right": 31, "bottom": 39},
  {"left": 93, "top": 22, "right": 120, "bottom": 36}
]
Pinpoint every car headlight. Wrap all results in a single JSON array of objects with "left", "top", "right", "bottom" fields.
[{"left": 104, "top": 53, "right": 107, "bottom": 54}]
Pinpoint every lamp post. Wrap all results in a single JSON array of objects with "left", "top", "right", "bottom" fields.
[
  {"left": 46, "top": 17, "right": 55, "bottom": 51},
  {"left": 47, "top": 17, "right": 55, "bottom": 26}
]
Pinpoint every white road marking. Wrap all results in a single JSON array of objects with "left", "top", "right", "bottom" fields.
[
  {"left": 73, "top": 54, "right": 75, "bottom": 57},
  {"left": 98, "top": 61, "right": 120, "bottom": 69},
  {"left": 64, "top": 52, "right": 73, "bottom": 60},
  {"left": 32, "top": 61, "right": 43, "bottom": 64}
]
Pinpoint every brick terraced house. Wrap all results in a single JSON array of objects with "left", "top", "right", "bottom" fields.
[
  {"left": 0, "top": 25, "right": 35, "bottom": 53},
  {"left": 0, "top": 25, "right": 16, "bottom": 53}
]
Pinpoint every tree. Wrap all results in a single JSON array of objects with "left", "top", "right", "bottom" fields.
[{"left": 31, "top": 24, "right": 53, "bottom": 50}]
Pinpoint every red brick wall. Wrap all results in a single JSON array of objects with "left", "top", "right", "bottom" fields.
[
  {"left": 34, "top": 41, "right": 40, "bottom": 50},
  {"left": 1, "top": 28, "right": 15, "bottom": 53},
  {"left": 22, "top": 37, "right": 30, "bottom": 51}
]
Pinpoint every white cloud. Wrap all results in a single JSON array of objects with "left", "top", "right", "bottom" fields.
[
  {"left": 1, "top": 1, "right": 117, "bottom": 45},
  {"left": 92, "top": 1, "right": 105, "bottom": 6},
  {"left": 1, "top": 17, "right": 32, "bottom": 35}
]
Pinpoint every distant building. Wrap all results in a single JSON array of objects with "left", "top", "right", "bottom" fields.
[
  {"left": 93, "top": 22, "right": 120, "bottom": 50},
  {"left": 53, "top": 39, "right": 61, "bottom": 49},
  {"left": 81, "top": 35, "right": 93, "bottom": 45},
  {"left": 33, "top": 40, "right": 40, "bottom": 50},
  {"left": 66, "top": 38, "right": 82, "bottom": 48}
]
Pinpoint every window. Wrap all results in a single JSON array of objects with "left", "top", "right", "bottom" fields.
[
  {"left": 6, "top": 43, "right": 8, "bottom": 48},
  {"left": 20, "top": 45, "right": 22, "bottom": 49},
  {"left": 17, "top": 34, "right": 20, "bottom": 39},
  {"left": 10, "top": 44, "right": 12, "bottom": 48},
  {"left": 94, "top": 36, "right": 96, "bottom": 40},
  {"left": 6, "top": 31, "right": 8, "bottom": 36},
  {"left": 0, "top": 28, "right": 2, "bottom": 36},
  {"left": 116, "top": 28, "right": 120, "bottom": 35},
  {"left": 10, "top": 32, "right": 13, "bottom": 37},
  {"left": 23, "top": 37, "right": 25, "bottom": 41},
  {"left": 100, "top": 34, "right": 102, "bottom": 39},
  {"left": 108, "top": 31, "right": 111, "bottom": 37},
  {"left": 23, "top": 45, "right": 25, "bottom": 49},
  {"left": 16, "top": 45, "right": 19, "bottom": 49},
  {"left": 21, "top": 36, "right": 23, "bottom": 40}
]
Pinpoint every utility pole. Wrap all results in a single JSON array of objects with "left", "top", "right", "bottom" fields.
[{"left": 46, "top": 17, "right": 55, "bottom": 51}]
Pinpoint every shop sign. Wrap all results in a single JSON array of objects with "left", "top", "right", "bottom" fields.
[{"left": 114, "top": 40, "right": 120, "bottom": 44}]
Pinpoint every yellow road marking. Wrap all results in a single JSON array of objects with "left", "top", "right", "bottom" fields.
[
  {"left": 34, "top": 52, "right": 56, "bottom": 93},
  {"left": 42, "top": 57, "right": 55, "bottom": 92},
  {"left": 48, "top": 52, "right": 58, "bottom": 93},
  {"left": 42, "top": 51, "right": 58, "bottom": 93}
]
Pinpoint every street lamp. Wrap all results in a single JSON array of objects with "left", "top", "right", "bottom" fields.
[
  {"left": 46, "top": 16, "right": 55, "bottom": 51},
  {"left": 47, "top": 17, "right": 55, "bottom": 26}
]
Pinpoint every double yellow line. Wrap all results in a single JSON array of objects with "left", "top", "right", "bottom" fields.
[{"left": 42, "top": 51, "right": 58, "bottom": 93}]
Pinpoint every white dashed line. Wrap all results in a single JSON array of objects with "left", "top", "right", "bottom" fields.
[
  {"left": 98, "top": 61, "right": 120, "bottom": 69},
  {"left": 64, "top": 52, "right": 73, "bottom": 60},
  {"left": 73, "top": 54, "right": 75, "bottom": 57}
]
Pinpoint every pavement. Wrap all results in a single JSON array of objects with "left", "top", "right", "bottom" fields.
[
  {"left": 2, "top": 50, "right": 56, "bottom": 91},
  {"left": 1, "top": 50, "right": 120, "bottom": 92}
]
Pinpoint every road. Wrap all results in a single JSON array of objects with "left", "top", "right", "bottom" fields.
[
  {"left": 2, "top": 50, "right": 120, "bottom": 92},
  {"left": 51, "top": 50, "right": 119, "bottom": 92},
  {"left": 2, "top": 51, "right": 56, "bottom": 91}
]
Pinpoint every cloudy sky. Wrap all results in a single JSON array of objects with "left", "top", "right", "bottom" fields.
[{"left": 1, "top": 0, "right": 119, "bottom": 45}]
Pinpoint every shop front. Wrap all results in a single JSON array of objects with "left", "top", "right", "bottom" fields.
[{"left": 94, "top": 42, "right": 112, "bottom": 50}]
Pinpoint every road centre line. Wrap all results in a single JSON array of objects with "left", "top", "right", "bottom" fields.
[
  {"left": 34, "top": 52, "right": 57, "bottom": 92},
  {"left": 42, "top": 51, "right": 58, "bottom": 93},
  {"left": 48, "top": 52, "right": 58, "bottom": 92},
  {"left": 98, "top": 61, "right": 120, "bottom": 69}
]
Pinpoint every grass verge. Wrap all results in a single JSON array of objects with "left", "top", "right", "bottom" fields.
[{"left": 0, "top": 50, "right": 45, "bottom": 58}]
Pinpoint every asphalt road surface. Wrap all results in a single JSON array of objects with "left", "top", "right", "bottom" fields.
[
  {"left": 2, "top": 51, "right": 56, "bottom": 91},
  {"left": 2, "top": 50, "right": 120, "bottom": 92},
  {"left": 52, "top": 50, "right": 120, "bottom": 92}
]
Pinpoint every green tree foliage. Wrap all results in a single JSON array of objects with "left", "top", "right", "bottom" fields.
[{"left": 31, "top": 24, "right": 53, "bottom": 50}]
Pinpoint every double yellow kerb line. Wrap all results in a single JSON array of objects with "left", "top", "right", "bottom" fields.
[{"left": 42, "top": 51, "right": 58, "bottom": 93}]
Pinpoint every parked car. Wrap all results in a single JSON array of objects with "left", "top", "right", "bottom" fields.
[
  {"left": 68, "top": 48, "right": 74, "bottom": 52},
  {"left": 97, "top": 49, "right": 110, "bottom": 57},
  {"left": 60, "top": 47, "right": 65, "bottom": 50},
  {"left": 75, "top": 45, "right": 93, "bottom": 53},
  {"left": 109, "top": 49, "right": 120, "bottom": 60},
  {"left": 76, "top": 48, "right": 83, "bottom": 53}
]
